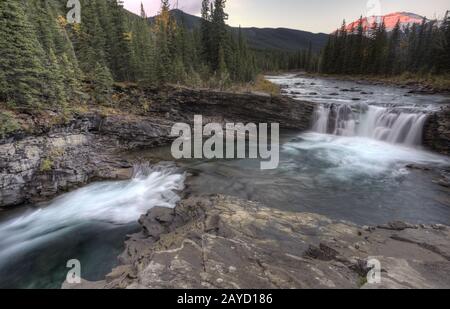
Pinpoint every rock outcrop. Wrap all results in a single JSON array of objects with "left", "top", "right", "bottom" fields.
[
  {"left": 1, "top": 87, "right": 315, "bottom": 208},
  {"left": 149, "top": 87, "right": 315, "bottom": 131},
  {"left": 424, "top": 106, "right": 450, "bottom": 155},
  {"left": 65, "top": 195, "right": 450, "bottom": 289},
  {"left": 0, "top": 127, "right": 133, "bottom": 207}
]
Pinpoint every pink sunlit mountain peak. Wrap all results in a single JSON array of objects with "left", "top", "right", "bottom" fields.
[{"left": 345, "top": 12, "right": 427, "bottom": 33}]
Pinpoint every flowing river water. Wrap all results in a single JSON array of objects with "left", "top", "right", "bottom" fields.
[{"left": 0, "top": 74, "right": 449, "bottom": 288}]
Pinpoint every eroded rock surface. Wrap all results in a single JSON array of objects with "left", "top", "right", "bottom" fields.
[
  {"left": 67, "top": 195, "right": 450, "bottom": 289},
  {"left": 0, "top": 121, "right": 136, "bottom": 207},
  {"left": 1, "top": 87, "right": 315, "bottom": 208},
  {"left": 424, "top": 106, "right": 450, "bottom": 155}
]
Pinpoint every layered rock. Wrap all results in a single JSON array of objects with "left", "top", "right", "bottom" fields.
[
  {"left": 424, "top": 106, "right": 450, "bottom": 155},
  {"left": 69, "top": 195, "right": 450, "bottom": 289},
  {"left": 151, "top": 87, "right": 315, "bottom": 131},
  {"left": 1, "top": 87, "right": 315, "bottom": 208},
  {"left": 0, "top": 128, "right": 133, "bottom": 207}
]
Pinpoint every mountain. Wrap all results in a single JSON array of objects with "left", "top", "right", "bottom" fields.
[
  {"left": 233, "top": 27, "right": 328, "bottom": 52},
  {"left": 345, "top": 12, "right": 427, "bottom": 33},
  {"left": 149, "top": 8, "right": 201, "bottom": 30},
  {"left": 149, "top": 9, "right": 329, "bottom": 52}
]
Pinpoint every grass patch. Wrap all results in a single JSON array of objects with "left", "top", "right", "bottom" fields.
[
  {"left": 390, "top": 72, "right": 450, "bottom": 91},
  {"left": 228, "top": 75, "right": 281, "bottom": 96},
  {"left": 358, "top": 276, "right": 368, "bottom": 288},
  {"left": 251, "top": 75, "right": 281, "bottom": 95}
]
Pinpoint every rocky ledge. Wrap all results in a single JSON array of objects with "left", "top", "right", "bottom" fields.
[
  {"left": 65, "top": 195, "right": 450, "bottom": 289},
  {"left": 424, "top": 105, "right": 450, "bottom": 156},
  {"left": 1, "top": 87, "right": 315, "bottom": 208}
]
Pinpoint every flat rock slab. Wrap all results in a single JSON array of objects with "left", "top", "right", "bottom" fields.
[{"left": 66, "top": 195, "right": 450, "bottom": 289}]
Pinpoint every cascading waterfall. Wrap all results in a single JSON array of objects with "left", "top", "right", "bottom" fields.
[
  {"left": 312, "top": 103, "right": 428, "bottom": 146},
  {"left": 0, "top": 163, "right": 186, "bottom": 266},
  {"left": 312, "top": 105, "right": 330, "bottom": 133}
]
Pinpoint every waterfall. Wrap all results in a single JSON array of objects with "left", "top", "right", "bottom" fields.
[
  {"left": 0, "top": 164, "right": 186, "bottom": 265},
  {"left": 312, "top": 103, "right": 428, "bottom": 146},
  {"left": 312, "top": 105, "right": 330, "bottom": 133}
]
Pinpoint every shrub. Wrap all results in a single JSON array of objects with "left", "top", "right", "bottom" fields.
[
  {"left": 0, "top": 110, "right": 20, "bottom": 138},
  {"left": 40, "top": 158, "right": 53, "bottom": 173}
]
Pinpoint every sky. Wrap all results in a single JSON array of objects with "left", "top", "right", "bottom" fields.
[{"left": 123, "top": 0, "right": 450, "bottom": 33}]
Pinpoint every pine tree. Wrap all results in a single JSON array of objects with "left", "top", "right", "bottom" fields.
[
  {"left": 335, "top": 20, "right": 347, "bottom": 73},
  {"left": 130, "top": 3, "right": 155, "bottom": 85},
  {"left": 438, "top": 11, "right": 450, "bottom": 73},
  {"left": 200, "top": 0, "right": 212, "bottom": 66},
  {"left": 352, "top": 16, "right": 365, "bottom": 74},
  {"left": 211, "top": 0, "right": 228, "bottom": 72},
  {"left": 140, "top": 2, "right": 147, "bottom": 19},
  {"left": 0, "top": 0, "right": 262, "bottom": 103},
  {"left": 407, "top": 23, "right": 419, "bottom": 70},
  {"left": 92, "top": 62, "right": 114, "bottom": 104},
  {"left": 95, "top": 0, "right": 115, "bottom": 69},
  {"left": 110, "top": 0, "right": 133, "bottom": 81},
  {"left": 46, "top": 49, "right": 67, "bottom": 106},
  {"left": 217, "top": 46, "right": 230, "bottom": 88},
  {"left": 386, "top": 21, "right": 401, "bottom": 75},
  {"left": 0, "top": 0, "right": 48, "bottom": 106},
  {"left": 153, "top": 0, "right": 174, "bottom": 84},
  {"left": 76, "top": 0, "right": 107, "bottom": 73},
  {"left": 60, "top": 53, "right": 82, "bottom": 100},
  {"left": 306, "top": 41, "right": 313, "bottom": 72}
]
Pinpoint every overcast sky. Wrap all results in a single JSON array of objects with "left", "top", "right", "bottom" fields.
[{"left": 123, "top": 0, "right": 450, "bottom": 33}]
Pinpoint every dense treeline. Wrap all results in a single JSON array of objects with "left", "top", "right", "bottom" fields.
[
  {"left": 320, "top": 13, "right": 450, "bottom": 75},
  {"left": 254, "top": 44, "right": 320, "bottom": 73},
  {"left": 198, "top": 0, "right": 257, "bottom": 85},
  {"left": 0, "top": 0, "right": 258, "bottom": 109},
  {"left": 3, "top": 0, "right": 447, "bottom": 111}
]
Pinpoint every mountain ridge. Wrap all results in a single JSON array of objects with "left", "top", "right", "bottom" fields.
[{"left": 148, "top": 9, "right": 329, "bottom": 52}]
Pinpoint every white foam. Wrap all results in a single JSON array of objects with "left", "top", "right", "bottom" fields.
[
  {"left": 0, "top": 164, "right": 185, "bottom": 263},
  {"left": 284, "top": 132, "right": 449, "bottom": 180}
]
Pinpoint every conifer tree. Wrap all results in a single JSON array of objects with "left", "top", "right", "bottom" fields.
[
  {"left": 351, "top": 16, "right": 365, "bottom": 74},
  {"left": 211, "top": 0, "right": 228, "bottom": 72},
  {"left": 46, "top": 49, "right": 67, "bottom": 106},
  {"left": 92, "top": 62, "right": 114, "bottom": 104},
  {"left": 437, "top": 11, "right": 450, "bottom": 73},
  {"left": 200, "top": 0, "right": 212, "bottom": 66},
  {"left": 154, "top": 0, "right": 174, "bottom": 84},
  {"left": 386, "top": 21, "right": 401, "bottom": 75},
  {"left": 0, "top": 0, "right": 48, "bottom": 106},
  {"left": 110, "top": 0, "right": 133, "bottom": 81}
]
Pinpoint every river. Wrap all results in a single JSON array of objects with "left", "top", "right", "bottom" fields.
[{"left": 0, "top": 74, "right": 449, "bottom": 288}]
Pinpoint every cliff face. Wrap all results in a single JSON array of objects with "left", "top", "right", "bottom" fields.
[
  {"left": 0, "top": 87, "right": 315, "bottom": 208},
  {"left": 0, "top": 115, "right": 137, "bottom": 208}
]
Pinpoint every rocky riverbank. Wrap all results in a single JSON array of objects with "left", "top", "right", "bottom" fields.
[
  {"left": 2, "top": 83, "right": 449, "bottom": 209},
  {"left": 2, "top": 83, "right": 449, "bottom": 289},
  {"left": 0, "top": 86, "right": 315, "bottom": 208},
  {"left": 424, "top": 105, "right": 450, "bottom": 156},
  {"left": 64, "top": 195, "right": 450, "bottom": 289},
  {"left": 300, "top": 72, "right": 450, "bottom": 95}
]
